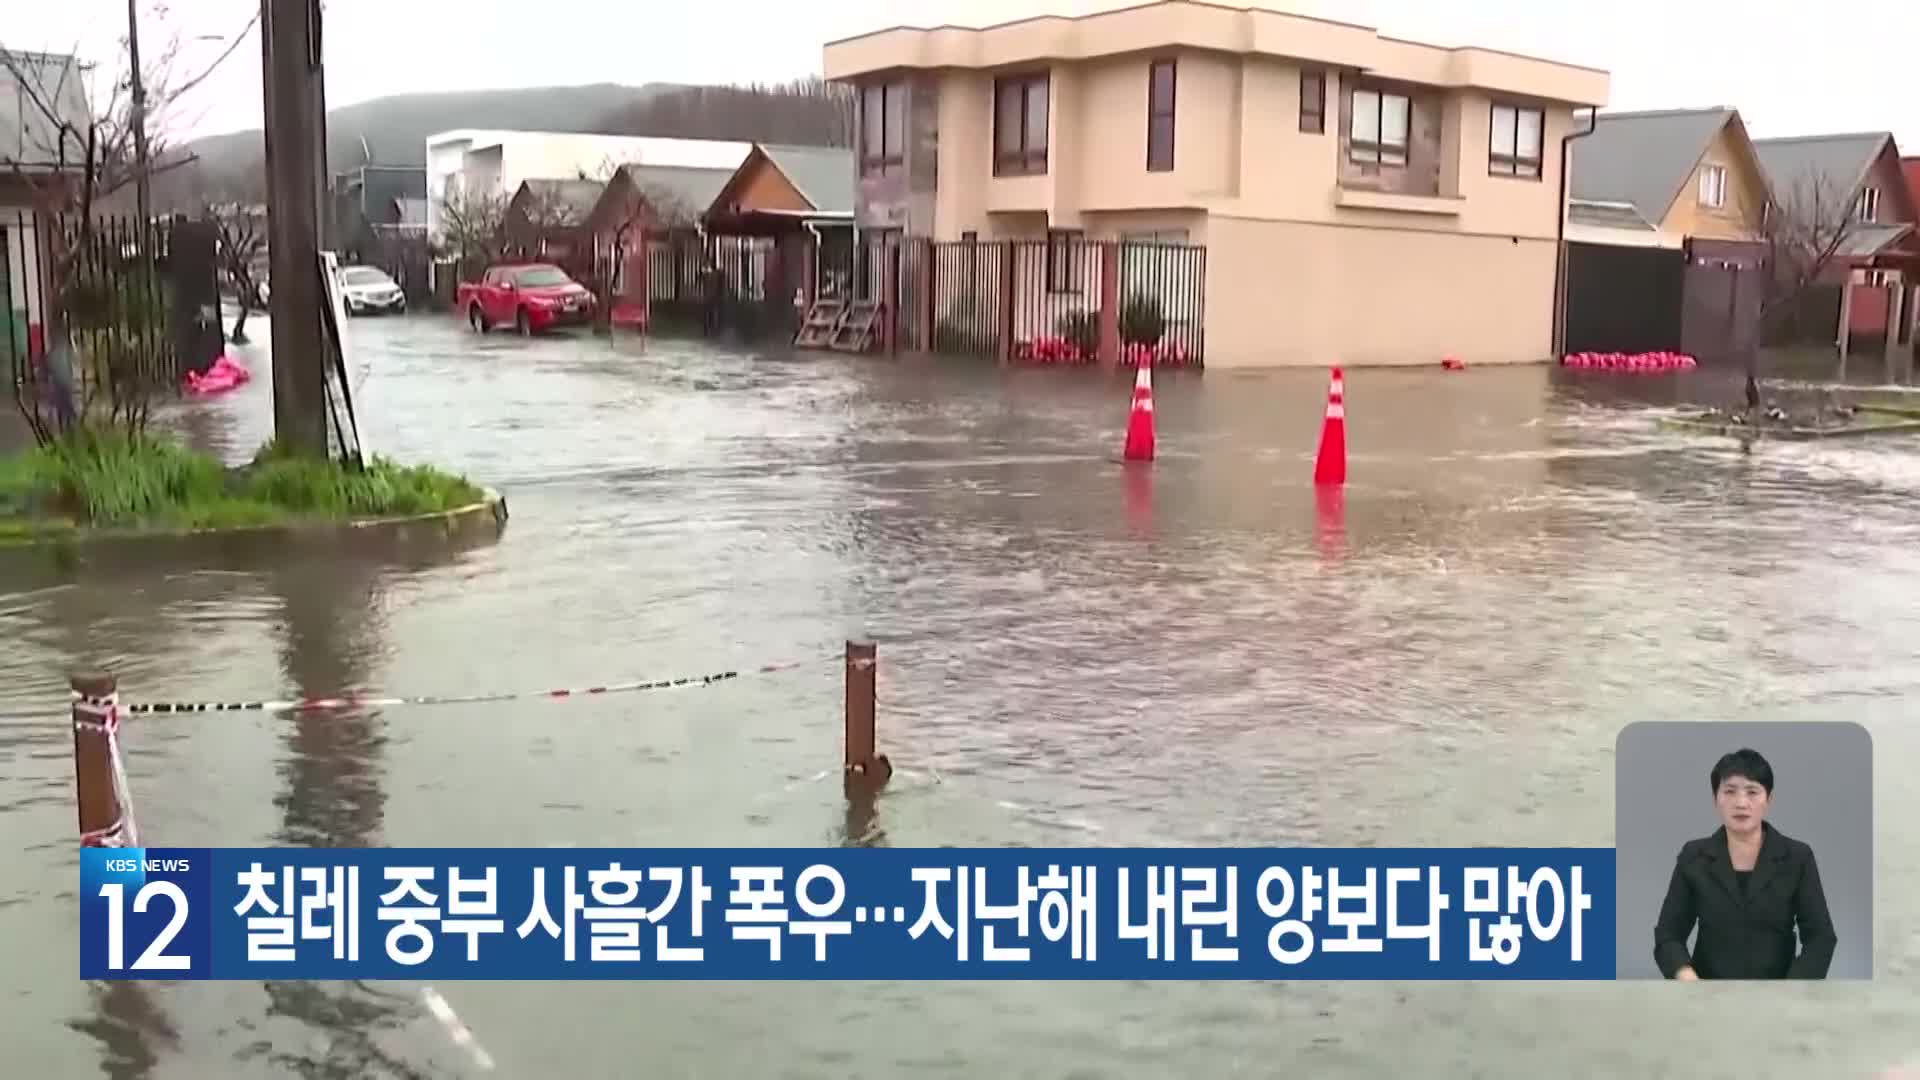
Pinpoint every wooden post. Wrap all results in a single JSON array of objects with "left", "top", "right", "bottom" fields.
[
  {"left": 1837, "top": 277, "right": 1855, "bottom": 379},
  {"left": 261, "top": 0, "right": 332, "bottom": 457},
  {"left": 1098, "top": 241, "right": 1122, "bottom": 369},
  {"left": 71, "top": 672, "right": 133, "bottom": 847},
  {"left": 843, "top": 640, "right": 891, "bottom": 790},
  {"left": 1884, "top": 282, "right": 1905, "bottom": 383}
]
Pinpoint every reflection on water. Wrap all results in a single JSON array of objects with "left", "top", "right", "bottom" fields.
[
  {"left": 3, "top": 318, "right": 1918, "bottom": 1078},
  {"left": 258, "top": 554, "right": 423, "bottom": 1080}
]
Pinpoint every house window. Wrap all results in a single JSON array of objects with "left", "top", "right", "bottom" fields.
[
  {"left": 1046, "top": 229, "right": 1081, "bottom": 292},
  {"left": 1698, "top": 164, "right": 1728, "bottom": 209},
  {"left": 994, "top": 72, "right": 1050, "bottom": 176},
  {"left": 1858, "top": 187, "right": 1880, "bottom": 224},
  {"left": 1349, "top": 86, "right": 1409, "bottom": 166},
  {"left": 1299, "top": 70, "right": 1325, "bottom": 134},
  {"left": 1147, "top": 59, "right": 1177, "bottom": 172},
  {"left": 859, "top": 81, "right": 906, "bottom": 178},
  {"left": 1488, "top": 102, "right": 1543, "bottom": 179}
]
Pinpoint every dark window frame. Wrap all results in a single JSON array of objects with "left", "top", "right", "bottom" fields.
[
  {"left": 1487, "top": 101, "right": 1544, "bottom": 180},
  {"left": 1146, "top": 58, "right": 1177, "bottom": 172},
  {"left": 1348, "top": 84, "right": 1411, "bottom": 167},
  {"left": 1299, "top": 70, "right": 1325, "bottom": 134},
  {"left": 859, "top": 80, "right": 907, "bottom": 179},
  {"left": 993, "top": 71, "right": 1051, "bottom": 177}
]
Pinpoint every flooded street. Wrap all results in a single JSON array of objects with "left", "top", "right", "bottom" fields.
[{"left": 4, "top": 314, "right": 1919, "bottom": 1077}]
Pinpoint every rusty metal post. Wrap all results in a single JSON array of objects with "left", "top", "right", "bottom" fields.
[
  {"left": 997, "top": 242, "right": 1016, "bottom": 367},
  {"left": 1099, "top": 241, "right": 1122, "bottom": 369},
  {"left": 882, "top": 241, "right": 900, "bottom": 357},
  {"left": 844, "top": 640, "right": 891, "bottom": 789},
  {"left": 915, "top": 237, "right": 935, "bottom": 354},
  {"left": 71, "top": 672, "right": 133, "bottom": 847}
]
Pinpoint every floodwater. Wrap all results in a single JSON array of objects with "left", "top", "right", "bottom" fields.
[{"left": 3, "top": 315, "right": 1918, "bottom": 1078}]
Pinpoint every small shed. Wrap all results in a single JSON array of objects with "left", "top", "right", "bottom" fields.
[
  {"left": 703, "top": 143, "right": 855, "bottom": 235},
  {"left": 583, "top": 163, "right": 735, "bottom": 330},
  {"left": 700, "top": 144, "right": 857, "bottom": 333},
  {"left": 502, "top": 178, "right": 606, "bottom": 266}
]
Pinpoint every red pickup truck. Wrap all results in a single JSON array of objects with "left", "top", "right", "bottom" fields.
[{"left": 458, "top": 263, "right": 597, "bottom": 335}]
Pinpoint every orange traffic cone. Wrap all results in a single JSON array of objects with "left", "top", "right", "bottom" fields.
[
  {"left": 1312, "top": 366, "right": 1346, "bottom": 486},
  {"left": 1123, "top": 363, "right": 1155, "bottom": 462}
]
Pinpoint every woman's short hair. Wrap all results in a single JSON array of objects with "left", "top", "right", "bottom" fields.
[{"left": 1710, "top": 748, "right": 1775, "bottom": 794}]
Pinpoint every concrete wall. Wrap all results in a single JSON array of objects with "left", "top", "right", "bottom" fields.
[{"left": 1206, "top": 215, "right": 1556, "bottom": 368}]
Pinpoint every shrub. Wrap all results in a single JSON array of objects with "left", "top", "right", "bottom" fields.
[
  {"left": 1055, "top": 309, "right": 1099, "bottom": 355},
  {"left": 1120, "top": 292, "right": 1166, "bottom": 346}
]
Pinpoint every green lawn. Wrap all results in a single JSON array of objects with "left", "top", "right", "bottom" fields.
[{"left": 0, "top": 432, "right": 485, "bottom": 532}]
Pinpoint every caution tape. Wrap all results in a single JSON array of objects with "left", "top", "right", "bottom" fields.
[{"left": 115, "top": 654, "right": 835, "bottom": 716}]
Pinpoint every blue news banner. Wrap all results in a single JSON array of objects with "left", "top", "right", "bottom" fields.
[{"left": 81, "top": 848, "right": 1617, "bottom": 980}]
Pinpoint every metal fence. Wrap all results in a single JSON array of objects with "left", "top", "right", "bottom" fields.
[
  {"left": 637, "top": 232, "right": 804, "bottom": 340},
  {"left": 5, "top": 210, "right": 222, "bottom": 430},
  {"left": 926, "top": 239, "right": 1001, "bottom": 358},
  {"left": 1115, "top": 240, "right": 1207, "bottom": 365},
  {"left": 622, "top": 230, "right": 1208, "bottom": 363},
  {"left": 858, "top": 235, "right": 1208, "bottom": 365}
]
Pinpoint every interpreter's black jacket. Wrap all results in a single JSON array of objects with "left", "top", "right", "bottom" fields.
[{"left": 1653, "top": 822, "right": 1837, "bottom": 979}]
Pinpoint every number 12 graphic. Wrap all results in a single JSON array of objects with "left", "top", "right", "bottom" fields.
[{"left": 98, "top": 882, "right": 193, "bottom": 971}]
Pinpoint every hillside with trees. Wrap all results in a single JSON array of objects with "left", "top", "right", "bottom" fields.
[
  {"left": 156, "top": 77, "right": 854, "bottom": 212},
  {"left": 154, "top": 82, "right": 681, "bottom": 209},
  {"left": 595, "top": 77, "right": 853, "bottom": 148}
]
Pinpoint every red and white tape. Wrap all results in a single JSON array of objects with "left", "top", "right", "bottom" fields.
[{"left": 116, "top": 655, "right": 834, "bottom": 717}]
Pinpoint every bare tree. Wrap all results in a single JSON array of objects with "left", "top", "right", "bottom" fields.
[
  {"left": 434, "top": 187, "right": 509, "bottom": 278},
  {"left": 1749, "top": 172, "right": 1864, "bottom": 411},
  {"left": 512, "top": 185, "right": 581, "bottom": 246},
  {"left": 202, "top": 189, "right": 268, "bottom": 343}
]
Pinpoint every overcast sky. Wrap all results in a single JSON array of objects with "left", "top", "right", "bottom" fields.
[{"left": 10, "top": 0, "right": 1920, "bottom": 150}]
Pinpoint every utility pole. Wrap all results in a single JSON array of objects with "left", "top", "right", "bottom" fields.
[
  {"left": 126, "top": 0, "right": 151, "bottom": 228},
  {"left": 260, "top": 0, "right": 329, "bottom": 455}
]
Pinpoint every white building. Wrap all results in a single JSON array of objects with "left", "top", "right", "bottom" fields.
[{"left": 424, "top": 130, "right": 754, "bottom": 240}]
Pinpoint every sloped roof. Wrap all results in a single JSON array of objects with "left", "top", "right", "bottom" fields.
[
  {"left": 757, "top": 144, "right": 855, "bottom": 214},
  {"left": 1568, "top": 200, "right": 1658, "bottom": 231},
  {"left": 1569, "top": 108, "right": 1735, "bottom": 226},
  {"left": 1835, "top": 222, "right": 1914, "bottom": 257},
  {"left": 624, "top": 164, "right": 733, "bottom": 221},
  {"left": 519, "top": 178, "right": 606, "bottom": 222},
  {"left": 0, "top": 49, "right": 94, "bottom": 171},
  {"left": 1752, "top": 132, "right": 1892, "bottom": 213}
]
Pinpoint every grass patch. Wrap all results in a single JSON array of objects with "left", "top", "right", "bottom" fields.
[{"left": 0, "top": 431, "right": 485, "bottom": 532}]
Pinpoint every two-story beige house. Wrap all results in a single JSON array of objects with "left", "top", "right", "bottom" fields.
[{"left": 823, "top": 1, "right": 1610, "bottom": 368}]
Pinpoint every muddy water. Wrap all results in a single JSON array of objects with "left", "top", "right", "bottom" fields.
[{"left": 2, "top": 317, "right": 1916, "bottom": 1078}]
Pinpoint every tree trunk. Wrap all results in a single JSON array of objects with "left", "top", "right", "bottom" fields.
[{"left": 231, "top": 292, "right": 252, "bottom": 344}]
